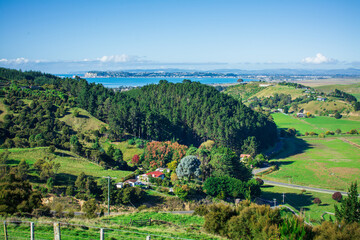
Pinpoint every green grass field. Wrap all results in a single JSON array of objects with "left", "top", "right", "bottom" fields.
[
  {"left": 1, "top": 148, "right": 132, "bottom": 182},
  {"left": 261, "top": 185, "right": 339, "bottom": 224},
  {"left": 303, "top": 116, "right": 360, "bottom": 133},
  {"left": 264, "top": 137, "right": 360, "bottom": 191},
  {"left": 0, "top": 212, "right": 218, "bottom": 240},
  {"left": 102, "top": 140, "right": 145, "bottom": 162},
  {"left": 272, "top": 113, "right": 321, "bottom": 134},
  {"left": 272, "top": 113, "right": 360, "bottom": 135}
]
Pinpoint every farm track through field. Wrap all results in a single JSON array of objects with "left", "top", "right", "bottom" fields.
[
  {"left": 298, "top": 118, "right": 326, "bottom": 132},
  {"left": 339, "top": 137, "right": 360, "bottom": 149}
]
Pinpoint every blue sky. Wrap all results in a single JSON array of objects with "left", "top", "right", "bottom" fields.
[{"left": 0, "top": 0, "right": 360, "bottom": 73}]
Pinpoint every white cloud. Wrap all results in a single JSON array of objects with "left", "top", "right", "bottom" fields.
[
  {"left": 0, "top": 57, "right": 30, "bottom": 64},
  {"left": 97, "top": 54, "right": 132, "bottom": 63},
  {"left": 302, "top": 53, "right": 337, "bottom": 64}
]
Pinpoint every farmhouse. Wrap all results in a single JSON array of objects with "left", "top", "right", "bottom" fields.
[
  {"left": 137, "top": 171, "right": 165, "bottom": 182},
  {"left": 317, "top": 96, "right": 327, "bottom": 101},
  {"left": 297, "top": 113, "right": 306, "bottom": 118},
  {"left": 116, "top": 179, "right": 142, "bottom": 188},
  {"left": 240, "top": 154, "right": 251, "bottom": 161}
]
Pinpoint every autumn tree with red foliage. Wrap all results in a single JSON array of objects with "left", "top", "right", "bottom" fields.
[
  {"left": 132, "top": 154, "right": 140, "bottom": 165},
  {"left": 143, "top": 141, "right": 188, "bottom": 169}
]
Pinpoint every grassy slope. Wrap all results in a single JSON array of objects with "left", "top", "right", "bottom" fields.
[
  {"left": 1, "top": 148, "right": 131, "bottom": 182},
  {"left": 299, "top": 99, "right": 352, "bottom": 115},
  {"left": 102, "top": 140, "right": 145, "bottom": 162},
  {"left": 314, "top": 82, "right": 360, "bottom": 100},
  {"left": 0, "top": 212, "right": 219, "bottom": 240},
  {"left": 224, "top": 82, "right": 265, "bottom": 101},
  {"left": 58, "top": 107, "right": 108, "bottom": 133},
  {"left": 263, "top": 136, "right": 360, "bottom": 191},
  {"left": 253, "top": 84, "right": 306, "bottom": 100}
]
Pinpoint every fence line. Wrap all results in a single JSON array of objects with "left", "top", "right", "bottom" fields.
[{"left": 2, "top": 219, "right": 194, "bottom": 240}]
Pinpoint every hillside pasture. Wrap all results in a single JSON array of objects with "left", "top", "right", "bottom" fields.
[
  {"left": 272, "top": 113, "right": 360, "bottom": 135},
  {"left": 264, "top": 137, "right": 360, "bottom": 191},
  {"left": 303, "top": 116, "right": 360, "bottom": 133},
  {"left": 313, "top": 82, "right": 360, "bottom": 100},
  {"left": 253, "top": 84, "right": 306, "bottom": 100},
  {"left": 299, "top": 100, "right": 352, "bottom": 115},
  {"left": 59, "top": 107, "right": 108, "bottom": 133},
  {"left": 1, "top": 148, "right": 131, "bottom": 183},
  {"left": 271, "top": 113, "right": 321, "bottom": 134},
  {"left": 102, "top": 140, "right": 145, "bottom": 162}
]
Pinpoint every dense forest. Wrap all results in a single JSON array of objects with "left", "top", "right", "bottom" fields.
[{"left": 0, "top": 67, "right": 277, "bottom": 152}]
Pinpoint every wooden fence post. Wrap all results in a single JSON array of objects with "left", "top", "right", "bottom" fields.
[
  {"left": 54, "top": 222, "right": 61, "bottom": 240},
  {"left": 146, "top": 235, "right": 151, "bottom": 240},
  {"left": 30, "top": 222, "right": 34, "bottom": 240},
  {"left": 3, "top": 221, "right": 8, "bottom": 240},
  {"left": 100, "top": 228, "right": 104, "bottom": 240}
]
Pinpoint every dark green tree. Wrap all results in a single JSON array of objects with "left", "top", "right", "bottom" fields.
[{"left": 335, "top": 182, "right": 360, "bottom": 223}]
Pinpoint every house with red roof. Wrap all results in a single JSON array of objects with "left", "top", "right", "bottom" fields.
[{"left": 137, "top": 171, "right": 165, "bottom": 182}]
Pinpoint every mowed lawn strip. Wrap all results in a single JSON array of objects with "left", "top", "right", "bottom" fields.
[
  {"left": 1, "top": 148, "right": 131, "bottom": 180},
  {"left": 264, "top": 137, "right": 360, "bottom": 191}
]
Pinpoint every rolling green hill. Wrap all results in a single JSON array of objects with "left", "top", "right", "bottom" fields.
[{"left": 314, "top": 82, "right": 360, "bottom": 100}]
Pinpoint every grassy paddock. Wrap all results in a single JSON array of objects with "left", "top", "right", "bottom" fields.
[
  {"left": 272, "top": 113, "right": 321, "bottom": 134},
  {"left": 265, "top": 137, "right": 360, "bottom": 191},
  {"left": 272, "top": 112, "right": 360, "bottom": 135},
  {"left": 1, "top": 148, "right": 132, "bottom": 182},
  {"left": 261, "top": 185, "right": 339, "bottom": 224}
]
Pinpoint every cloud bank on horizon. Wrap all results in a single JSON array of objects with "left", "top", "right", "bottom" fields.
[{"left": 0, "top": 53, "right": 358, "bottom": 74}]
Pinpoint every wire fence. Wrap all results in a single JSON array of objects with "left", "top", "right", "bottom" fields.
[{"left": 0, "top": 220, "right": 194, "bottom": 240}]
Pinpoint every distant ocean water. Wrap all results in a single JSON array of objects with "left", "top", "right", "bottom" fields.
[{"left": 56, "top": 75, "right": 257, "bottom": 88}]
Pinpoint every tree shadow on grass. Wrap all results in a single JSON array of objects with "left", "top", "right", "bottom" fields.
[
  {"left": 54, "top": 152, "right": 73, "bottom": 158},
  {"left": 55, "top": 173, "right": 77, "bottom": 186},
  {"left": 142, "top": 192, "right": 165, "bottom": 207},
  {"left": 260, "top": 185, "right": 314, "bottom": 211},
  {"left": 271, "top": 137, "right": 312, "bottom": 160},
  {"left": 76, "top": 114, "right": 89, "bottom": 119},
  {"left": 6, "top": 159, "right": 20, "bottom": 165}
]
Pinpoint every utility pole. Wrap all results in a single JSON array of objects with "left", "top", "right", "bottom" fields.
[
  {"left": 273, "top": 198, "right": 276, "bottom": 208},
  {"left": 282, "top": 193, "right": 285, "bottom": 204},
  {"left": 102, "top": 176, "right": 117, "bottom": 215}
]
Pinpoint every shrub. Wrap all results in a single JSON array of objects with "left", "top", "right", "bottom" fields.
[
  {"left": 137, "top": 205, "right": 147, "bottom": 212},
  {"left": 193, "top": 205, "right": 209, "bottom": 216},
  {"left": 313, "top": 198, "right": 322, "bottom": 205},
  {"left": 128, "top": 138, "right": 136, "bottom": 145},
  {"left": 332, "top": 192, "right": 342, "bottom": 202},
  {"left": 204, "top": 203, "right": 236, "bottom": 236},
  {"left": 82, "top": 199, "right": 98, "bottom": 218},
  {"left": 255, "top": 178, "right": 264, "bottom": 186},
  {"left": 349, "top": 129, "right": 359, "bottom": 135}
]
